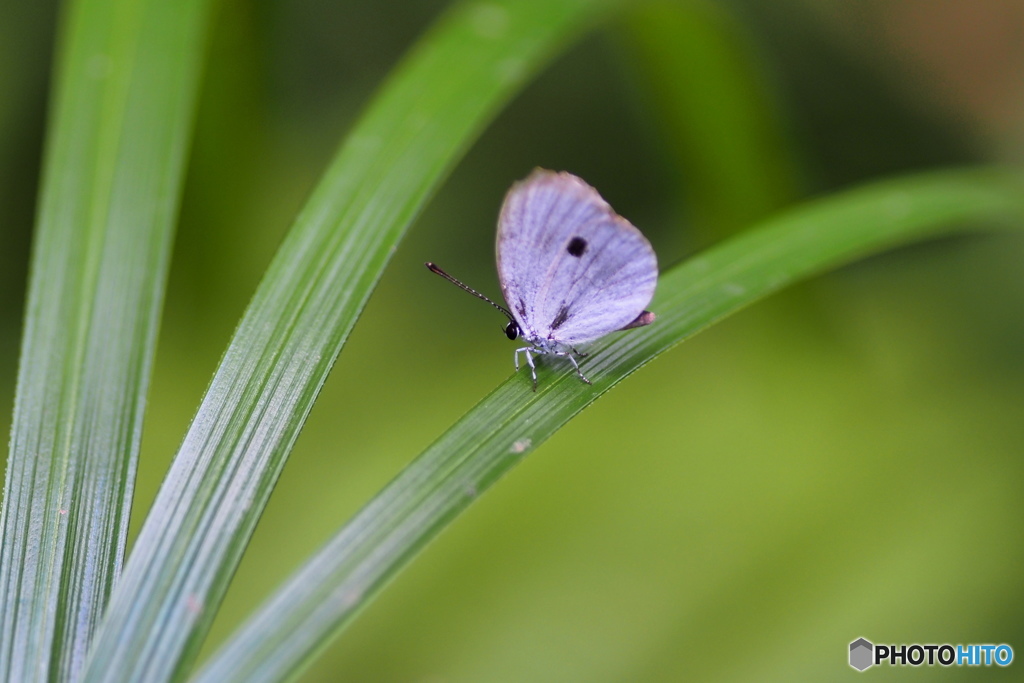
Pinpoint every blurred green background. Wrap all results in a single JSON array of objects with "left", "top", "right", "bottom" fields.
[{"left": 2, "top": 0, "right": 1023, "bottom": 680}]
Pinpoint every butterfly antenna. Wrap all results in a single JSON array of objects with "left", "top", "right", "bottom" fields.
[{"left": 425, "top": 262, "right": 515, "bottom": 323}]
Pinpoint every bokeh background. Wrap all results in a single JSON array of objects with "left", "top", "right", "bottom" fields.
[{"left": 3, "top": 0, "right": 1024, "bottom": 680}]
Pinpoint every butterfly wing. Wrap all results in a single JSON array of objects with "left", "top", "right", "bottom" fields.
[{"left": 496, "top": 170, "right": 658, "bottom": 346}]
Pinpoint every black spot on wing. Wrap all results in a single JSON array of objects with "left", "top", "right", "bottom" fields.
[
  {"left": 566, "top": 236, "right": 587, "bottom": 257},
  {"left": 550, "top": 303, "right": 571, "bottom": 331}
]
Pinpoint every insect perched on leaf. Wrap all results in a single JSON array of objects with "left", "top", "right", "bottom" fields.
[{"left": 427, "top": 169, "right": 658, "bottom": 389}]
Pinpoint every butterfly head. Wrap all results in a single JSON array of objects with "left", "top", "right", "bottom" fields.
[{"left": 503, "top": 320, "right": 520, "bottom": 341}]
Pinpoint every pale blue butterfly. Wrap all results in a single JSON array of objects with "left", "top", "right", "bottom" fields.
[{"left": 427, "top": 169, "right": 657, "bottom": 389}]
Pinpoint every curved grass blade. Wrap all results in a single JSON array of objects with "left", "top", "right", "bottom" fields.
[
  {"left": 81, "top": 1, "right": 618, "bottom": 681},
  {"left": 0, "top": 0, "right": 210, "bottom": 679},
  {"left": 194, "top": 168, "right": 1024, "bottom": 683}
]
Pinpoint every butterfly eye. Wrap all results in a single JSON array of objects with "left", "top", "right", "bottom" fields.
[{"left": 504, "top": 321, "right": 520, "bottom": 340}]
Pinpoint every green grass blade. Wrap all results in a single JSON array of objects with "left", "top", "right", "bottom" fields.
[
  {"left": 0, "top": 0, "right": 209, "bottom": 680},
  {"left": 620, "top": 0, "right": 802, "bottom": 240},
  {"left": 194, "top": 168, "right": 1024, "bottom": 683},
  {"left": 82, "top": 1, "right": 616, "bottom": 681}
]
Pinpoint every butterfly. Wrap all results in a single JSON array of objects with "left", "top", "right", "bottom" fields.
[{"left": 427, "top": 169, "right": 658, "bottom": 389}]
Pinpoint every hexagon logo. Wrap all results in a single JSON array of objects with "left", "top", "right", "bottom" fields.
[{"left": 850, "top": 638, "right": 874, "bottom": 671}]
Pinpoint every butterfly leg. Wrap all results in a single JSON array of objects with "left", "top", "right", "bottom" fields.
[
  {"left": 565, "top": 352, "right": 598, "bottom": 385},
  {"left": 514, "top": 347, "right": 539, "bottom": 391}
]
